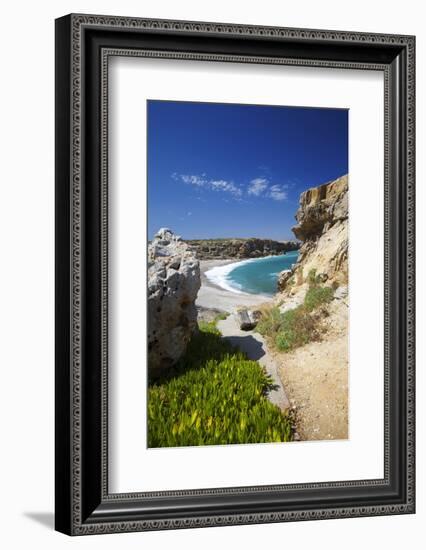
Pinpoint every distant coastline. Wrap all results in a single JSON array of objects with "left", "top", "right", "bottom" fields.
[{"left": 186, "top": 237, "right": 299, "bottom": 261}]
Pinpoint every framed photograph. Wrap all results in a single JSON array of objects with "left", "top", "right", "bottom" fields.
[{"left": 55, "top": 14, "right": 415, "bottom": 535}]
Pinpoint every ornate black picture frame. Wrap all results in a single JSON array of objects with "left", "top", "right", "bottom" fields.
[{"left": 55, "top": 13, "right": 415, "bottom": 535}]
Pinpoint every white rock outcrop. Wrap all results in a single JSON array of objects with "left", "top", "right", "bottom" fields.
[{"left": 148, "top": 228, "right": 201, "bottom": 375}]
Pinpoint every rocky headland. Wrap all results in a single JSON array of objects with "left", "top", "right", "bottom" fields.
[
  {"left": 274, "top": 174, "right": 349, "bottom": 440},
  {"left": 277, "top": 174, "right": 348, "bottom": 295},
  {"left": 186, "top": 237, "right": 299, "bottom": 260},
  {"left": 148, "top": 228, "right": 201, "bottom": 376}
]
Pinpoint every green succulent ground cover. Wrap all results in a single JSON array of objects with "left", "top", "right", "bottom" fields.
[{"left": 148, "top": 319, "right": 292, "bottom": 448}]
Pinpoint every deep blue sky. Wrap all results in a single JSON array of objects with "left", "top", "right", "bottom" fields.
[{"left": 147, "top": 100, "right": 348, "bottom": 240}]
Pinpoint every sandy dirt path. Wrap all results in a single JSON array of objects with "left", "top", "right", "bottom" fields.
[
  {"left": 217, "top": 315, "right": 290, "bottom": 411},
  {"left": 275, "top": 299, "right": 349, "bottom": 441}
]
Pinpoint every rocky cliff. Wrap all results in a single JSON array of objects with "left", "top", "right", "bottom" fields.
[
  {"left": 148, "top": 228, "right": 201, "bottom": 375},
  {"left": 278, "top": 175, "right": 348, "bottom": 292},
  {"left": 186, "top": 238, "right": 299, "bottom": 260}
]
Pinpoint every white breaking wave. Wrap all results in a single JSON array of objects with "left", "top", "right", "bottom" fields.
[
  {"left": 205, "top": 259, "right": 256, "bottom": 295},
  {"left": 205, "top": 255, "right": 282, "bottom": 295}
]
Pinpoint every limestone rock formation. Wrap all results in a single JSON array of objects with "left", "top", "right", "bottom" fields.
[
  {"left": 186, "top": 238, "right": 299, "bottom": 260},
  {"left": 278, "top": 175, "right": 348, "bottom": 293},
  {"left": 148, "top": 228, "right": 201, "bottom": 375}
]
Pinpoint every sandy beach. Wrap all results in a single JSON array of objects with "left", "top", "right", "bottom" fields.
[{"left": 196, "top": 259, "right": 272, "bottom": 313}]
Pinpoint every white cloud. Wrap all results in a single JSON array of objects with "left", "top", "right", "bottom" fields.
[
  {"left": 247, "top": 175, "right": 288, "bottom": 201},
  {"left": 210, "top": 179, "right": 242, "bottom": 197},
  {"left": 174, "top": 172, "right": 288, "bottom": 201},
  {"left": 174, "top": 173, "right": 242, "bottom": 198},
  {"left": 180, "top": 174, "right": 207, "bottom": 187},
  {"left": 268, "top": 184, "right": 288, "bottom": 201},
  {"left": 248, "top": 177, "right": 268, "bottom": 196}
]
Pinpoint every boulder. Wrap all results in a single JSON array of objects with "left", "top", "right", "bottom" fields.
[
  {"left": 277, "top": 269, "right": 293, "bottom": 292},
  {"left": 234, "top": 308, "right": 261, "bottom": 331},
  {"left": 148, "top": 228, "right": 201, "bottom": 375}
]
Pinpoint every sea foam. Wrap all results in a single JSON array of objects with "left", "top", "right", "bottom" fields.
[{"left": 205, "top": 259, "right": 255, "bottom": 295}]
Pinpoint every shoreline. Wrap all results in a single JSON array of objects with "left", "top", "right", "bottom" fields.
[{"left": 196, "top": 259, "right": 273, "bottom": 313}]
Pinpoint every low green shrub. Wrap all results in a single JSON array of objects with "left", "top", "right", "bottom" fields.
[
  {"left": 275, "top": 331, "right": 294, "bottom": 352},
  {"left": 256, "top": 281, "right": 334, "bottom": 354},
  {"left": 274, "top": 307, "right": 316, "bottom": 351},
  {"left": 214, "top": 311, "right": 229, "bottom": 322},
  {"left": 304, "top": 285, "right": 334, "bottom": 312},
  {"left": 197, "top": 319, "right": 222, "bottom": 335},
  {"left": 256, "top": 306, "right": 283, "bottom": 337},
  {"left": 307, "top": 268, "right": 320, "bottom": 287},
  {"left": 148, "top": 323, "right": 292, "bottom": 447}
]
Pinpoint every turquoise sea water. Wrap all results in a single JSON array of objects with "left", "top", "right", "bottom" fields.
[{"left": 207, "top": 251, "right": 299, "bottom": 296}]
